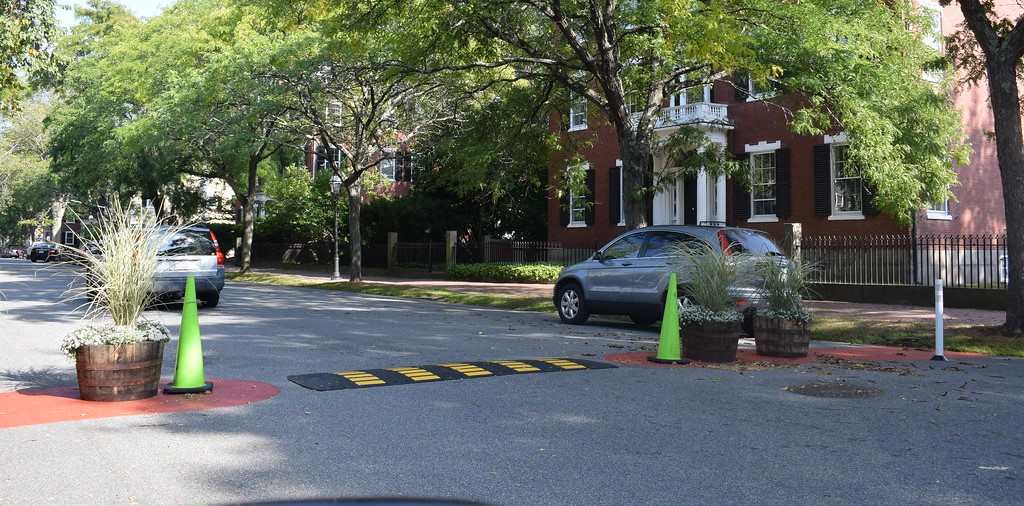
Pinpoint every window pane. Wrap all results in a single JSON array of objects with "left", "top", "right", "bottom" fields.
[
  {"left": 835, "top": 179, "right": 862, "bottom": 212},
  {"left": 685, "top": 85, "right": 703, "bottom": 104},
  {"left": 722, "top": 229, "right": 783, "bottom": 255},
  {"left": 753, "top": 185, "right": 775, "bottom": 199},
  {"left": 602, "top": 234, "right": 644, "bottom": 260},
  {"left": 570, "top": 96, "right": 587, "bottom": 127},
  {"left": 643, "top": 232, "right": 702, "bottom": 258},
  {"left": 159, "top": 230, "right": 215, "bottom": 256},
  {"left": 754, "top": 200, "right": 776, "bottom": 216},
  {"left": 380, "top": 158, "right": 395, "bottom": 179}
]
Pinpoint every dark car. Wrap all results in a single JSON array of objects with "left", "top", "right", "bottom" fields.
[
  {"left": 552, "top": 225, "right": 787, "bottom": 326},
  {"left": 28, "top": 242, "right": 61, "bottom": 263}
]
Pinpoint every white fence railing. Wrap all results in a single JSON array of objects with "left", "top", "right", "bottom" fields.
[{"left": 656, "top": 103, "right": 731, "bottom": 128}]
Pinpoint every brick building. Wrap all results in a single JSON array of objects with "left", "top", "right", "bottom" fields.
[{"left": 547, "top": 2, "right": 1007, "bottom": 249}]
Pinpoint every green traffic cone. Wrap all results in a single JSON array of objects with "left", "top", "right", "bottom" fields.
[
  {"left": 164, "top": 276, "right": 214, "bottom": 394},
  {"left": 649, "top": 272, "right": 689, "bottom": 364}
]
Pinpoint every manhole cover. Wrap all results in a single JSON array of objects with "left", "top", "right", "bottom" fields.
[{"left": 784, "top": 382, "right": 883, "bottom": 398}]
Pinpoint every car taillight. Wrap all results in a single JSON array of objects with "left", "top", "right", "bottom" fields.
[
  {"left": 209, "top": 230, "right": 225, "bottom": 266},
  {"left": 716, "top": 230, "right": 733, "bottom": 255},
  {"left": 734, "top": 298, "right": 749, "bottom": 308}
]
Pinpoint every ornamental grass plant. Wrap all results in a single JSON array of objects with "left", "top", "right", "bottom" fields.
[
  {"left": 59, "top": 201, "right": 188, "bottom": 356},
  {"left": 669, "top": 242, "right": 756, "bottom": 326},
  {"left": 756, "top": 258, "right": 816, "bottom": 325}
]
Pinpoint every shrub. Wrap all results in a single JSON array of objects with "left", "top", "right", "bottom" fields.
[{"left": 448, "top": 262, "right": 562, "bottom": 283}]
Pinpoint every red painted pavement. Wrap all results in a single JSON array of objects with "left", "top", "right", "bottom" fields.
[
  {"left": 606, "top": 346, "right": 986, "bottom": 368},
  {"left": 0, "top": 378, "right": 279, "bottom": 429}
]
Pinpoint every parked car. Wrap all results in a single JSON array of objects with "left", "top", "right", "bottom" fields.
[
  {"left": 0, "top": 246, "right": 24, "bottom": 258},
  {"left": 153, "top": 225, "right": 226, "bottom": 307},
  {"left": 552, "top": 225, "right": 787, "bottom": 326},
  {"left": 28, "top": 242, "right": 61, "bottom": 263}
]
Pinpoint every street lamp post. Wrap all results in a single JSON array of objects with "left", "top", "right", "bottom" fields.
[{"left": 329, "top": 172, "right": 343, "bottom": 280}]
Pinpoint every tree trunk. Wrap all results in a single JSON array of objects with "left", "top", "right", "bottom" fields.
[
  {"left": 238, "top": 157, "right": 259, "bottom": 274},
  {"left": 619, "top": 128, "right": 653, "bottom": 229},
  {"left": 50, "top": 198, "right": 67, "bottom": 242},
  {"left": 986, "top": 59, "right": 1024, "bottom": 334},
  {"left": 347, "top": 180, "right": 362, "bottom": 282}
]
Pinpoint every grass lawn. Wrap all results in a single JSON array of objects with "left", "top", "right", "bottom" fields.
[
  {"left": 228, "top": 271, "right": 552, "bottom": 312},
  {"left": 229, "top": 271, "right": 1024, "bottom": 358},
  {"left": 812, "top": 317, "right": 1024, "bottom": 358}
]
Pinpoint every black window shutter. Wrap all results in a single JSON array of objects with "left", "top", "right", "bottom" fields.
[
  {"left": 559, "top": 190, "right": 570, "bottom": 227},
  {"left": 775, "top": 148, "right": 792, "bottom": 219},
  {"left": 813, "top": 144, "right": 831, "bottom": 217},
  {"left": 733, "top": 72, "right": 749, "bottom": 102},
  {"left": 863, "top": 180, "right": 880, "bottom": 216},
  {"left": 734, "top": 154, "right": 751, "bottom": 222},
  {"left": 584, "top": 168, "right": 596, "bottom": 226},
  {"left": 683, "top": 175, "right": 698, "bottom": 225},
  {"left": 609, "top": 166, "right": 621, "bottom": 226},
  {"left": 708, "top": 83, "right": 715, "bottom": 104}
]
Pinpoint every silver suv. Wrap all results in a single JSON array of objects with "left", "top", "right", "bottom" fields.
[
  {"left": 154, "top": 226, "right": 226, "bottom": 307},
  {"left": 553, "top": 225, "right": 786, "bottom": 326}
]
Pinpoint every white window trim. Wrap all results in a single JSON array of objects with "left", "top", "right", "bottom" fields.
[
  {"left": 747, "top": 142, "right": 780, "bottom": 221},
  {"left": 746, "top": 76, "right": 779, "bottom": 102},
  {"left": 927, "top": 199, "right": 952, "bottom": 220},
  {"left": 379, "top": 152, "right": 397, "bottom": 181},
  {"left": 568, "top": 162, "right": 590, "bottom": 227},
  {"left": 568, "top": 95, "right": 588, "bottom": 132},
  {"left": 616, "top": 159, "right": 626, "bottom": 226},
  {"left": 63, "top": 231, "right": 74, "bottom": 245},
  {"left": 824, "top": 132, "right": 848, "bottom": 144},
  {"left": 827, "top": 138, "right": 866, "bottom": 220}
]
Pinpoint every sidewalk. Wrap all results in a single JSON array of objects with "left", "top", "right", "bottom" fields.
[
  {"left": 233, "top": 266, "right": 1006, "bottom": 326},
  {"left": 233, "top": 266, "right": 554, "bottom": 297}
]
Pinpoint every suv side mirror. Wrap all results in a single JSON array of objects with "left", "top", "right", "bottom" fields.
[{"left": 592, "top": 250, "right": 604, "bottom": 262}]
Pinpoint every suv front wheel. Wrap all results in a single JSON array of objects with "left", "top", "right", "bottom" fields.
[{"left": 556, "top": 282, "right": 590, "bottom": 324}]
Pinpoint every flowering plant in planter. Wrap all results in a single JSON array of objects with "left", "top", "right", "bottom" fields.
[
  {"left": 671, "top": 242, "right": 754, "bottom": 363},
  {"left": 752, "top": 258, "right": 815, "bottom": 357},
  {"left": 60, "top": 201, "right": 187, "bottom": 401}
]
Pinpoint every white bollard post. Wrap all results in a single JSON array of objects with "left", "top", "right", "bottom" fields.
[{"left": 932, "top": 279, "right": 947, "bottom": 361}]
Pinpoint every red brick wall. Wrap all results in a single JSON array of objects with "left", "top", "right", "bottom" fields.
[
  {"left": 916, "top": 5, "right": 1007, "bottom": 236},
  {"left": 724, "top": 81, "right": 907, "bottom": 242},
  {"left": 546, "top": 113, "right": 627, "bottom": 248}
]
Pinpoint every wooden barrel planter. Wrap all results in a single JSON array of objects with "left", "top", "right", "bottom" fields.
[
  {"left": 753, "top": 316, "right": 810, "bottom": 357},
  {"left": 75, "top": 341, "right": 165, "bottom": 401},
  {"left": 683, "top": 321, "right": 742, "bottom": 363}
]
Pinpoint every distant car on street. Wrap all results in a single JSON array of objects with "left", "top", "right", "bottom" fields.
[
  {"left": 28, "top": 242, "right": 61, "bottom": 263},
  {"left": 153, "top": 225, "right": 226, "bottom": 307},
  {"left": 553, "top": 225, "right": 787, "bottom": 327},
  {"left": 0, "top": 246, "right": 24, "bottom": 258}
]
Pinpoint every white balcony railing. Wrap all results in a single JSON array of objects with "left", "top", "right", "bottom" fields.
[{"left": 654, "top": 102, "right": 731, "bottom": 129}]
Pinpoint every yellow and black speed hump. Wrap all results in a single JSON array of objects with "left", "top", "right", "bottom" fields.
[{"left": 288, "top": 358, "right": 617, "bottom": 391}]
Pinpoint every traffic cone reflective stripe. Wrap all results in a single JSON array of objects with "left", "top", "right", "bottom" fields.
[
  {"left": 649, "top": 272, "right": 689, "bottom": 364},
  {"left": 164, "top": 276, "right": 213, "bottom": 394}
]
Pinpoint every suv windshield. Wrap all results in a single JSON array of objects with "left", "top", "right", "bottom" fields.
[
  {"left": 720, "top": 229, "right": 782, "bottom": 256},
  {"left": 158, "top": 229, "right": 215, "bottom": 256}
]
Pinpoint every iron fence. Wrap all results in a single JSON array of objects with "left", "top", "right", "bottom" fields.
[
  {"left": 395, "top": 241, "right": 447, "bottom": 272},
  {"left": 483, "top": 238, "right": 595, "bottom": 266},
  {"left": 250, "top": 241, "right": 387, "bottom": 268},
  {"left": 804, "top": 233, "right": 1008, "bottom": 289}
]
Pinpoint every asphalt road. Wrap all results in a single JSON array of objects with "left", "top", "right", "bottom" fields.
[{"left": 1, "top": 258, "right": 1023, "bottom": 505}]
